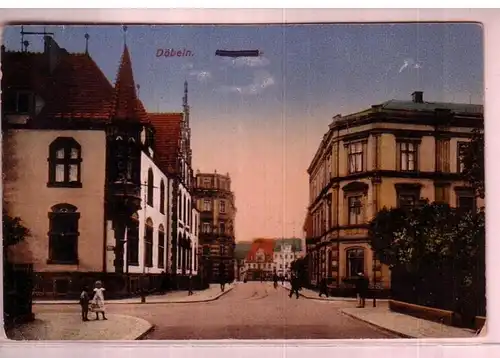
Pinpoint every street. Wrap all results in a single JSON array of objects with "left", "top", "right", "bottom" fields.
[{"left": 34, "top": 282, "right": 397, "bottom": 339}]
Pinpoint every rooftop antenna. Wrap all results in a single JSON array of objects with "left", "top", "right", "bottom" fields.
[
  {"left": 84, "top": 33, "right": 90, "bottom": 55},
  {"left": 20, "top": 25, "right": 54, "bottom": 52}
]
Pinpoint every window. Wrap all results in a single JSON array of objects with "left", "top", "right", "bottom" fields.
[
  {"left": 159, "top": 180, "right": 165, "bottom": 214},
  {"left": 398, "top": 141, "right": 418, "bottom": 171},
  {"left": 219, "top": 200, "right": 226, "bottom": 213},
  {"left": 398, "top": 194, "right": 417, "bottom": 209},
  {"left": 203, "top": 199, "right": 211, "bottom": 212},
  {"left": 202, "top": 222, "right": 211, "bottom": 233},
  {"left": 147, "top": 168, "right": 154, "bottom": 207},
  {"left": 144, "top": 218, "right": 153, "bottom": 267},
  {"left": 220, "top": 221, "right": 226, "bottom": 234},
  {"left": 456, "top": 188, "right": 476, "bottom": 212},
  {"left": 348, "top": 195, "right": 363, "bottom": 225},
  {"left": 457, "top": 142, "right": 469, "bottom": 173},
  {"left": 3, "top": 90, "right": 32, "bottom": 114},
  {"left": 348, "top": 142, "right": 364, "bottom": 173},
  {"left": 203, "top": 177, "right": 211, "bottom": 188},
  {"left": 183, "top": 195, "right": 187, "bottom": 223},
  {"left": 48, "top": 137, "right": 82, "bottom": 188},
  {"left": 158, "top": 225, "right": 165, "bottom": 268},
  {"left": 48, "top": 203, "right": 80, "bottom": 264},
  {"left": 346, "top": 248, "right": 365, "bottom": 278},
  {"left": 434, "top": 184, "right": 450, "bottom": 204},
  {"left": 127, "top": 214, "right": 139, "bottom": 266},
  {"left": 187, "top": 199, "right": 191, "bottom": 226},
  {"left": 395, "top": 184, "right": 421, "bottom": 210}
]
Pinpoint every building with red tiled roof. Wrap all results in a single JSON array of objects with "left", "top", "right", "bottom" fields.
[
  {"left": 146, "top": 80, "right": 200, "bottom": 287},
  {"left": 243, "top": 238, "right": 276, "bottom": 281},
  {"left": 2, "top": 33, "right": 198, "bottom": 298}
]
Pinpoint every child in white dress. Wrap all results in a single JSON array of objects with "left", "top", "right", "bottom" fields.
[{"left": 92, "top": 281, "right": 107, "bottom": 320}]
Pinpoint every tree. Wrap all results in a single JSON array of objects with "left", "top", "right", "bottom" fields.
[
  {"left": 3, "top": 209, "right": 30, "bottom": 258},
  {"left": 461, "top": 128, "right": 485, "bottom": 199},
  {"left": 369, "top": 202, "right": 485, "bottom": 316}
]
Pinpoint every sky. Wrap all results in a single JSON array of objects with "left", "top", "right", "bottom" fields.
[{"left": 2, "top": 23, "right": 484, "bottom": 242}]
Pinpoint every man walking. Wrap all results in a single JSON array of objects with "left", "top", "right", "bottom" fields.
[
  {"left": 355, "top": 272, "right": 369, "bottom": 308},
  {"left": 288, "top": 273, "right": 300, "bottom": 299},
  {"left": 273, "top": 272, "right": 279, "bottom": 289},
  {"left": 188, "top": 272, "right": 194, "bottom": 296},
  {"left": 318, "top": 277, "right": 329, "bottom": 298}
]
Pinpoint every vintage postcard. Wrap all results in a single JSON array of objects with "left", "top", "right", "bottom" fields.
[{"left": 1, "top": 22, "right": 485, "bottom": 340}]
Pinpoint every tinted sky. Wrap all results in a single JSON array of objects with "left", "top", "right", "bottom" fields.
[{"left": 2, "top": 23, "right": 484, "bottom": 242}]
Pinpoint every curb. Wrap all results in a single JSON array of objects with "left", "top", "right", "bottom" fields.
[
  {"left": 135, "top": 324, "right": 155, "bottom": 340},
  {"left": 34, "top": 286, "right": 235, "bottom": 305},
  {"left": 340, "top": 310, "right": 413, "bottom": 338}
]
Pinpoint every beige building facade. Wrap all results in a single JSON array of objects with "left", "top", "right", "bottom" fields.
[
  {"left": 4, "top": 129, "right": 107, "bottom": 294},
  {"left": 305, "top": 91, "right": 484, "bottom": 292},
  {"left": 194, "top": 171, "right": 236, "bottom": 282}
]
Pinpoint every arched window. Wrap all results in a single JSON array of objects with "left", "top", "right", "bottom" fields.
[
  {"left": 144, "top": 218, "right": 154, "bottom": 267},
  {"left": 187, "top": 239, "right": 192, "bottom": 272},
  {"left": 48, "top": 137, "right": 82, "bottom": 187},
  {"left": 346, "top": 248, "right": 365, "bottom": 278},
  {"left": 127, "top": 213, "right": 140, "bottom": 266},
  {"left": 187, "top": 199, "right": 191, "bottom": 226},
  {"left": 159, "top": 180, "right": 165, "bottom": 214},
  {"left": 147, "top": 168, "right": 154, "bottom": 207},
  {"left": 183, "top": 194, "right": 187, "bottom": 223},
  {"left": 158, "top": 224, "right": 165, "bottom": 269},
  {"left": 48, "top": 203, "right": 80, "bottom": 264},
  {"left": 177, "top": 234, "right": 182, "bottom": 270}
]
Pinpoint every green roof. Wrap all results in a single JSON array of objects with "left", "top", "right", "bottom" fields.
[
  {"left": 273, "top": 238, "right": 302, "bottom": 252},
  {"left": 234, "top": 241, "right": 252, "bottom": 259}
]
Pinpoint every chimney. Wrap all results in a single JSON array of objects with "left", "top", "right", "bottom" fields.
[{"left": 412, "top": 91, "right": 423, "bottom": 103}]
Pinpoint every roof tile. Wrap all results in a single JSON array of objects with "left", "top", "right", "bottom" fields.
[{"left": 148, "top": 112, "right": 183, "bottom": 175}]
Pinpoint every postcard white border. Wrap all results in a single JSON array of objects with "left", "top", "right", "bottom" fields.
[{"left": 0, "top": 7, "right": 499, "bottom": 358}]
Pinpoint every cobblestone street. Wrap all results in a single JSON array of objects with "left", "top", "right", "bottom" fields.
[{"left": 31, "top": 282, "right": 397, "bottom": 339}]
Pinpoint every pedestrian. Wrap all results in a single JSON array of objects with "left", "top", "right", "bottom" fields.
[
  {"left": 273, "top": 272, "right": 278, "bottom": 289},
  {"left": 319, "top": 277, "right": 329, "bottom": 298},
  {"left": 288, "top": 273, "right": 300, "bottom": 299},
  {"left": 92, "top": 280, "right": 107, "bottom": 320},
  {"left": 220, "top": 274, "right": 226, "bottom": 292},
  {"left": 188, "top": 272, "right": 194, "bottom": 296},
  {"left": 79, "top": 286, "right": 90, "bottom": 321},
  {"left": 355, "top": 272, "right": 369, "bottom": 308},
  {"left": 281, "top": 275, "right": 285, "bottom": 285}
]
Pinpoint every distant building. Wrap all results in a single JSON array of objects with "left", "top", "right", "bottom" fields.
[
  {"left": 234, "top": 241, "right": 252, "bottom": 281},
  {"left": 244, "top": 239, "right": 275, "bottom": 281},
  {"left": 194, "top": 171, "right": 236, "bottom": 282},
  {"left": 305, "top": 91, "right": 484, "bottom": 291},
  {"left": 272, "top": 238, "right": 302, "bottom": 277}
]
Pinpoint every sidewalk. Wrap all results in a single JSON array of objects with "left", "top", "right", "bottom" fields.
[
  {"left": 6, "top": 313, "right": 153, "bottom": 340},
  {"left": 340, "top": 305, "right": 477, "bottom": 338},
  {"left": 34, "top": 283, "right": 234, "bottom": 305},
  {"left": 281, "top": 282, "right": 388, "bottom": 303}
]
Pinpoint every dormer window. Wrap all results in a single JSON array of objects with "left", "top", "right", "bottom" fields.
[{"left": 3, "top": 90, "right": 33, "bottom": 114}]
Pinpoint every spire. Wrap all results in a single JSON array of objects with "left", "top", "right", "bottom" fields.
[
  {"left": 84, "top": 33, "right": 90, "bottom": 55},
  {"left": 183, "top": 80, "right": 188, "bottom": 108},
  {"left": 111, "top": 44, "right": 149, "bottom": 123}
]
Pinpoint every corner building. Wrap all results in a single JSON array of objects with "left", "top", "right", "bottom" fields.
[
  {"left": 305, "top": 91, "right": 484, "bottom": 293},
  {"left": 194, "top": 171, "right": 236, "bottom": 283}
]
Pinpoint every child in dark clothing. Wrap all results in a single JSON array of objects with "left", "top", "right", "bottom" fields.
[{"left": 79, "top": 286, "right": 90, "bottom": 321}]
